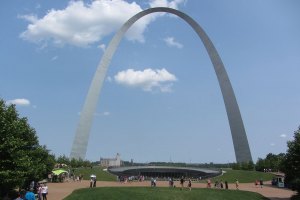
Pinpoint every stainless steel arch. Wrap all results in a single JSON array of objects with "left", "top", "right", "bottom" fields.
[{"left": 70, "top": 7, "right": 252, "bottom": 163}]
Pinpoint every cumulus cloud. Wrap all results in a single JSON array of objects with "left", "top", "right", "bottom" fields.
[
  {"left": 149, "top": 0, "right": 185, "bottom": 9},
  {"left": 114, "top": 68, "right": 177, "bottom": 92},
  {"left": 280, "top": 134, "right": 287, "bottom": 138},
  {"left": 7, "top": 98, "right": 31, "bottom": 106},
  {"left": 164, "top": 36, "right": 183, "bottom": 48},
  {"left": 20, "top": 0, "right": 184, "bottom": 47}
]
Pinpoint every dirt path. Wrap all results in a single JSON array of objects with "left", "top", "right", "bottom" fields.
[{"left": 47, "top": 180, "right": 296, "bottom": 200}]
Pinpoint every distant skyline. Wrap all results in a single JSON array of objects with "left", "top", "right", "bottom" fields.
[{"left": 1, "top": 0, "right": 299, "bottom": 163}]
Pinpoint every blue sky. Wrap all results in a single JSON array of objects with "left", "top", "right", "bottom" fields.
[{"left": 1, "top": 0, "right": 299, "bottom": 163}]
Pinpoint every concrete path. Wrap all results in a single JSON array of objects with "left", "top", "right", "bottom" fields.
[{"left": 47, "top": 180, "right": 296, "bottom": 200}]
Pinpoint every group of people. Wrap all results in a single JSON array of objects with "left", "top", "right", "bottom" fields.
[
  {"left": 37, "top": 183, "right": 48, "bottom": 200},
  {"left": 15, "top": 181, "right": 48, "bottom": 200},
  {"left": 179, "top": 177, "right": 192, "bottom": 191},
  {"left": 255, "top": 179, "right": 264, "bottom": 188},
  {"left": 167, "top": 177, "right": 192, "bottom": 190},
  {"left": 207, "top": 179, "right": 229, "bottom": 189}
]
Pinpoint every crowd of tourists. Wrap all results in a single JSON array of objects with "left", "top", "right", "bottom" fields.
[
  {"left": 15, "top": 181, "right": 48, "bottom": 200},
  {"left": 117, "top": 175, "right": 145, "bottom": 183}
]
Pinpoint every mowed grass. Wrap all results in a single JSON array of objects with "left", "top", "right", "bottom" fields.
[
  {"left": 73, "top": 166, "right": 274, "bottom": 183},
  {"left": 64, "top": 187, "right": 268, "bottom": 200},
  {"left": 211, "top": 169, "right": 274, "bottom": 183},
  {"left": 74, "top": 166, "right": 116, "bottom": 181}
]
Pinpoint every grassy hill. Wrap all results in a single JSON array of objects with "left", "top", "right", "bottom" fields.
[
  {"left": 72, "top": 166, "right": 274, "bottom": 183},
  {"left": 73, "top": 166, "right": 116, "bottom": 181},
  {"left": 210, "top": 169, "right": 274, "bottom": 183},
  {"left": 64, "top": 187, "right": 268, "bottom": 200}
]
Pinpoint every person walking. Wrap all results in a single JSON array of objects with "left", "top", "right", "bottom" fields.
[
  {"left": 41, "top": 184, "right": 48, "bottom": 200},
  {"left": 188, "top": 178, "right": 192, "bottom": 191},
  {"left": 93, "top": 177, "right": 97, "bottom": 187},
  {"left": 207, "top": 179, "right": 211, "bottom": 188},
  {"left": 225, "top": 180, "right": 228, "bottom": 189},
  {"left": 90, "top": 177, "right": 94, "bottom": 188},
  {"left": 37, "top": 184, "right": 42, "bottom": 200},
  {"left": 180, "top": 176, "right": 185, "bottom": 190},
  {"left": 150, "top": 177, "right": 154, "bottom": 187},
  {"left": 260, "top": 179, "right": 263, "bottom": 188},
  {"left": 255, "top": 180, "right": 259, "bottom": 187},
  {"left": 235, "top": 179, "right": 239, "bottom": 190}
]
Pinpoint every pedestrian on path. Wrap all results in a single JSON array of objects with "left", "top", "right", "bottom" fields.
[{"left": 235, "top": 179, "right": 239, "bottom": 190}]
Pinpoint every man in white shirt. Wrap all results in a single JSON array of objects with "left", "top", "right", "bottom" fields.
[{"left": 41, "top": 184, "right": 48, "bottom": 200}]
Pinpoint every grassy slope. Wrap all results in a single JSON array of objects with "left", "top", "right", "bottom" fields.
[
  {"left": 64, "top": 187, "right": 268, "bottom": 200},
  {"left": 73, "top": 166, "right": 116, "bottom": 181},
  {"left": 73, "top": 167, "right": 274, "bottom": 183},
  {"left": 211, "top": 169, "right": 274, "bottom": 183}
]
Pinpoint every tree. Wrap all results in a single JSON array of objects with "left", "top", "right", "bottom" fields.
[
  {"left": 56, "top": 155, "right": 71, "bottom": 166},
  {"left": 255, "top": 153, "right": 285, "bottom": 172},
  {"left": 283, "top": 126, "right": 300, "bottom": 196},
  {"left": 231, "top": 161, "right": 254, "bottom": 171},
  {"left": 0, "top": 99, "right": 55, "bottom": 197}
]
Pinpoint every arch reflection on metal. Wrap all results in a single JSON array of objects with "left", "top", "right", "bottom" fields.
[{"left": 70, "top": 7, "right": 252, "bottom": 163}]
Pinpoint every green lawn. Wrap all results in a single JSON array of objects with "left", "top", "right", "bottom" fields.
[
  {"left": 71, "top": 167, "right": 274, "bottom": 183},
  {"left": 73, "top": 166, "right": 116, "bottom": 181},
  {"left": 210, "top": 169, "right": 274, "bottom": 183},
  {"left": 64, "top": 187, "right": 268, "bottom": 200}
]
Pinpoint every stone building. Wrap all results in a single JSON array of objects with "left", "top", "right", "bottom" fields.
[{"left": 100, "top": 153, "right": 122, "bottom": 167}]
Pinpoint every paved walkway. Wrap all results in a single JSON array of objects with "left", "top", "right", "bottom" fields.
[{"left": 47, "top": 180, "right": 296, "bottom": 200}]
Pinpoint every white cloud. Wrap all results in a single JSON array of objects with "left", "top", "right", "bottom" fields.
[
  {"left": 20, "top": 0, "right": 184, "bottom": 47},
  {"left": 98, "top": 44, "right": 106, "bottom": 51},
  {"left": 149, "top": 0, "right": 185, "bottom": 9},
  {"left": 114, "top": 68, "right": 177, "bottom": 92},
  {"left": 18, "top": 14, "right": 38, "bottom": 23},
  {"left": 270, "top": 143, "right": 275, "bottom": 146},
  {"left": 164, "top": 37, "right": 183, "bottom": 48},
  {"left": 280, "top": 134, "right": 287, "bottom": 138},
  {"left": 7, "top": 98, "right": 30, "bottom": 106}
]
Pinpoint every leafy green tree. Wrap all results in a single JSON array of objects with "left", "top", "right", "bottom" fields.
[
  {"left": 0, "top": 99, "right": 55, "bottom": 197},
  {"left": 56, "top": 155, "right": 92, "bottom": 169},
  {"left": 57, "top": 155, "right": 71, "bottom": 166},
  {"left": 255, "top": 153, "right": 285, "bottom": 172},
  {"left": 283, "top": 126, "right": 300, "bottom": 195},
  {"left": 255, "top": 158, "right": 265, "bottom": 171},
  {"left": 247, "top": 160, "right": 255, "bottom": 170},
  {"left": 231, "top": 161, "right": 254, "bottom": 171}
]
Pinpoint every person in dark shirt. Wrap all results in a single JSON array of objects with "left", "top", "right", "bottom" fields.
[
  {"left": 180, "top": 176, "right": 185, "bottom": 190},
  {"left": 188, "top": 178, "right": 192, "bottom": 191}
]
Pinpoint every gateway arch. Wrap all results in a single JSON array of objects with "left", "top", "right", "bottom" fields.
[{"left": 70, "top": 7, "right": 252, "bottom": 163}]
